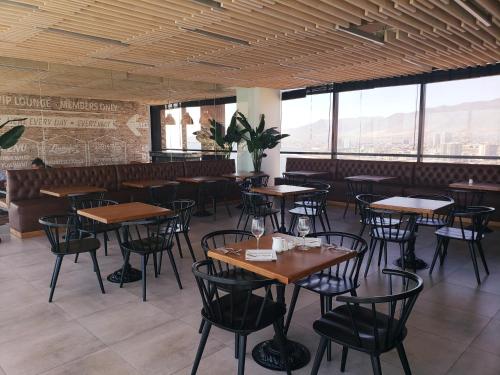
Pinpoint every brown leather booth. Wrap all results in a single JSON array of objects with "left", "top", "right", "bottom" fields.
[
  {"left": 6, "top": 159, "right": 235, "bottom": 237},
  {"left": 279, "top": 157, "right": 500, "bottom": 221}
]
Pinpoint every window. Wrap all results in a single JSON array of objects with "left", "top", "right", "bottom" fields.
[
  {"left": 185, "top": 107, "right": 201, "bottom": 150},
  {"left": 337, "top": 85, "right": 420, "bottom": 161},
  {"left": 423, "top": 76, "right": 500, "bottom": 164},
  {"left": 165, "top": 108, "right": 182, "bottom": 149}
]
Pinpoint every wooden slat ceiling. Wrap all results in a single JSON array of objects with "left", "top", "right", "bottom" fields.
[{"left": 0, "top": 0, "right": 498, "bottom": 104}]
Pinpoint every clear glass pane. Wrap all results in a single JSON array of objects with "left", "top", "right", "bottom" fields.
[
  {"left": 423, "top": 76, "right": 500, "bottom": 165},
  {"left": 165, "top": 108, "right": 182, "bottom": 149},
  {"left": 185, "top": 107, "right": 201, "bottom": 150}
]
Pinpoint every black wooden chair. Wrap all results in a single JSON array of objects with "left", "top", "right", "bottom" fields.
[
  {"left": 163, "top": 199, "right": 196, "bottom": 262},
  {"left": 39, "top": 215, "right": 105, "bottom": 302},
  {"left": 448, "top": 189, "right": 484, "bottom": 210},
  {"left": 284, "top": 232, "right": 368, "bottom": 361},
  {"left": 407, "top": 194, "right": 454, "bottom": 230},
  {"left": 310, "top": 269, "right": 423, "bottom": 375},
  {"left": 430, "top": 206, "right": 495, "bottom": 284},
  {"left": 250, "top": 174, "right": 269, "bottom": 187},
  {"left": 354, "top": 194, "right": 393, "bottom": 237},
  {"left": 206, "top": 179, "right": 232, "bottom": 220},
  {"left": 191, "top": 259, "right": 291, "bottom": 375},
  {"left": 296, "top": 182, "right": 332, "bottom": 230},
  {"left": 344, "top": 179, "right": 372, "bottom": 218},
  {"left": 74, "top": 199, "right": 120, "bottom": 263},
  {"left": 239, "top": 191, "right": 279, "bottom": 232},
  {"left": 364, "top": 210, "right": 418, "bottom": 276},
  {"left": 289, "top": 190, "right": 328, "bottom": 234},
  {"left": 118, "top": 215, "right": 180, "bottom": 301}
]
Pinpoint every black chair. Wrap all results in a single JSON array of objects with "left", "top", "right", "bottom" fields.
[
  {"left": 407, "top": 194, "right": 454, "bottom": 229},
  {"left": 310, "top": 269, "right": 424, "bottom": 375},
  {"left": 164, "top": 199, "right": 196, "bottom": 262},
  {"left": 364, "top": 210, "right": 418, "bottom": 276},
  {"left": 191, "top": 260, "right": 291, "bottom": 375},
  {"left": 448, "top": 189, "right": 484, "bottom": 210},
  {"left": 39, "top": 215, "right": 105, "bottom": 302},
  {"left": 289, "top": 190, "right": 328, "bottom": 234},
  {"left": 430, "top": 206, "right": 495, "bottom": 284},
  {"left": 118, "top": 215, "right": 180, "bottom": 301},
  {"left": 250, "top": 174, "right": 269, "bottom": 187},
  {"left": 354, "top": 194, "right": 394, "bottom": 237},
  {"left": 206, "top": 179, "right": 233, "bottom": 220},
  {"left": 74, "top": 199, "right": 120, "bottom": 263},
  {"left": 344, "top": 179, "right": 373, "bottom": 218},
  {"left": 151, "top": 183, "right": 178, "bottom": 206},
  {"left": 239, "top": 191, "right": 279, "bottom": 232},
  {"left": 284, "top": 232, "right": 368, "bottom": 361},
  {"left": 295, "top": 182, "right": 332, "bottom": 230}
]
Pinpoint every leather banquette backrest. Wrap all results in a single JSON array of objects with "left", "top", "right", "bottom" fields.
[
  {"left": 285, "top": 158, "right": 337, "bottom": 180},
  {"left": 336, "top": 159, "right": 415, "bottom": 185},
  {"left": 414, "top": 162, "right": 500, "bottom": 187}
]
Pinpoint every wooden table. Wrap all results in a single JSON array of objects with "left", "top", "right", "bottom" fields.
[
  {"left": 370, "top": 196, "right": 453, "bottom": 269},
  {"left": 78, "top": 202, "right": 172, "bottom": 283},
  {"left": 177, "top": 176, "right": 227, "bottom": 216},
  {"left": 343, "top": 175, "right": 396, "bottom": 217},
  {"left": 40, "top": 185, "right": 107, "bottom": 198},
  {"left": 251, "top": 185, "right": 316, "bottom": 233},
  {"left": 283, "top": 170, "right": 328, "bottom": 183},
  {"left": 449, "top": 181, "right": 500, "bottom": 193},
  {"left": 345, "top": 175, "right": 396, "bottom": 183},
  {"left": 208, "top": 232, "right": 356, "bottom": 371},
  {"left": 222, "top": 171, "right": 268, "bottom": 181},
  {"left": 122, "top": 179, "right": 179, "bottom": 204}
]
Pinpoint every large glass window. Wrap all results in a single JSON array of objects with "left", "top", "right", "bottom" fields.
[
  {"left": 337, "top": 85, "right": 420, "bottom": 161},
  {"left": 185, "top": 107, "right": 201, "bottom": 149},
  {"left": 165, "top": 108, "right": 182, "bottom": 149},
  {"left": 423, "top": 76, "right": 500, "bottom": 164}
]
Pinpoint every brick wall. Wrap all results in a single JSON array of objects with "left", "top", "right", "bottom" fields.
[{"left": 0, "top": 93, "right": 150, "bottom": 169}]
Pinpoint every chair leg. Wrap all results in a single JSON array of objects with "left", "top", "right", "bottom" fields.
[
  {"left": 234, "top": 333, "right": 239, "bottom": 359},
  {"left": 364, "top": 238, "right": 377, "bottom": 277},
  {"left": 90, "top": 251, "right": 105, "bottom": 294},
  {"left": 310, "top": 336, "right": 328, "bottom": 375},
  {"left": 166, "top": 248, "right": 183, "bottom": 289},
  {"left": 476, "top": 241, "right": 489, "bottom": 274},
  {"left": 175, "top": 232, "right": 183, "bottom": 258},
  {"left": 440, "top": 238, "right": 450, "bottom": 265},
  {"left": 341, "top": 346, "right": 348, "bottom": 372},
  {"left": 184, "top": 232, "right": 196, "bottom": 262},
  {"left": 342, "top": 199, "right": 349, "bottom": 218},
  {"left": 237, "top": 334, "right": 247, "bottom": 375},
  {"left": 429, "top": 237, "right": 443, "bottom": 274},
  {"left": 74, "top": 253, "right": 79, "bottom": 263},
  {"left": 242, "top": 215, "right": 250, "bottom": 231},
  {"left": 326, "top": 296, "right": 333, "bottom": 362},
  {"left": 323, "top": 209, "right": 332, "bottom": 231},
  {"left": 141, "top": 255, "right": 147, "bottom": 301},
  {"left": 400, "top": 243, "right": 406, "bottom": 270},
  {"left": 370, "top": 355, "right": 382, "bottom": 375},
  {"left": 152, "top": 252, "right": 158, "bottom": 278},
  {"left": 104, "top": 232, "right": 109, "bottom": 256},
  {"left": 284, "top": 284, "right": 301, "bottom": 335},
  {"left": 468, "top": 242, "right": 482, "bottom": 284},
  {"left": 318, "top": 214, "right": 327, "bottom": 232},
  {"left": 119, "top": 250, "right": 131, "bottom": 288},
  {"left": 191, "top": 320, "right": 212, "bottom": 375},
  {"left": 377, "top": 240, "right": 384, "bottom": 267},
  {"left": 273, "top": 321, "right": 291, "bottom": 375},
  {"left": 236, "top": 208, "right": 244, "bottom": 229},
  {"left": 49, "top": 255, "right": 63, "bottom": 302},
  {"left": 158, "top": 250, "right": 163, "bottom": 275},
  {"left": 359, "top": 222, "right": 366, "bottom": 237},
  {"left": 397, "top": 342, "right": 412, "bottom": 375}
]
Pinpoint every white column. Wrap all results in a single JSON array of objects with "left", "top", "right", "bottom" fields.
[{"left": 236, "top": 87, "right": 281, "bottom": 184}]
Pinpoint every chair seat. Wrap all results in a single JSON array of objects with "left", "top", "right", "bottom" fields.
[
  {"left": 296, "top": 273, "right": 357, "bottom": 296},
  {"left": 370, "top": 228, "right": 415, "bottom": 242},
  {"left": 294, "top": 200, "right": 326, "bottom": 209},
  {"left": 435, "top": 226, "right": 483, "bottom": 241},
  {"left": 79, "top": 222, "right": 120, "bottom": 234},
  {"left": 313, "top": 304, "right": 406, "bottom": 353},
  {"left": 52, "top": 238, "right": 100, "bottom": 255},
  {"left": 289, "top": 207, "right": 320, "bottom": 216},
  {"left": 202, "top": 292, "right": 286, "bottom": 333},
  {"left": 363, "top": 217, "right": 400, "bottom": 227},
  {"left": 416, "top": 217, "right": 446, "bottom": 227},
  {"left": 122, "top": 238, "right": 165, "bottom": 254}
]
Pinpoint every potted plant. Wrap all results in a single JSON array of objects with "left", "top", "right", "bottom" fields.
[
  {"left": 237, "top": 112, "right": 289, "bottom": 173},
  {"left": 0, "top": 118, "right": 26, "bottom": 150}
]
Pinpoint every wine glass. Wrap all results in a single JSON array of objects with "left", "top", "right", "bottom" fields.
[
  {"left": 297, "top": 216, "right": 310, "bottom": 250},
  {"left": 251, "top": 216, "right": 265, "bottom": 249}
]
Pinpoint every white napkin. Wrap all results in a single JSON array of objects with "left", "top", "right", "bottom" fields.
[
  {"left": 292, "top": 237, "right": 322, "bottom": 247},
  {"left": 245, "top": 249, "right": 277, "bottom": 261}
]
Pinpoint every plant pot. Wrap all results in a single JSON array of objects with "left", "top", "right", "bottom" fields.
[{"left": 252, "top": 150, "right": 264, "bottom": 173}]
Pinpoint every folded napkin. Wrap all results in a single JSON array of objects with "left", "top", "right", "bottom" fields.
[
  {"left": 245, "top": 249, "right": 277, "bottom": 261},
  {"left": 292, "top": 237, "right": 322, "bottom": 247},
  {"left": 323, "top": 243, "right": 354, "bottom": 253}
]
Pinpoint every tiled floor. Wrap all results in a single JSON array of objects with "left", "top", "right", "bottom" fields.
[{"left": 0, "top": 204, "right": 499, "bottom": 375}]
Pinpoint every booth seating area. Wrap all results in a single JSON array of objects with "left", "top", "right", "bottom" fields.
[
  {"left": 277, "top": 158, "right": 500, "bottom": 221},
  {"left": 6, "top": 159, "right": 236, "bottom": 237}
]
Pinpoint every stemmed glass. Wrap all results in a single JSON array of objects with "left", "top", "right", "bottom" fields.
[
  {"left": 297, "top": 216, "right": 310, "bottom": 250},
  {"left": 251, "top": 216, "right": 265, "bottom": 249}
]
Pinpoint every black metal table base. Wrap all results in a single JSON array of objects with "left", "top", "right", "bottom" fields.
[
  {"left": 394, "top": 257, "right": 428, "bottom": 270},
  {"left": 107, "top": 264, "right": 142, "bottom": 283},
  {"left": 252, "top": 338, "right": 310, "bottom": 371}
]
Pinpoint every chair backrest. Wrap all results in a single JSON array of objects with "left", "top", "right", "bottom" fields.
[
  {"left": 251, "top": 175, "right": 269, "bottom": 187},
  {"left": 295, "top": 190, "right": 328, "bottom": 216},
  {"left": 450, "top": 206, "right": 495, "bottom": 240},
  {"left": 336, "top": 269, "right": 424, "bottom": 352},
  {"left": 355, "top": 194, "right": 387, "bottom": 223},
  {"left": 307, "top": 232, "right": 368, "bottom": 287},
  {"left": 407, "top": 194, "right": 454, "bottom": 224},
  {"left": 74, "top": 199, "right": 118, "bottom": 230},
  {"left": 192, "top": 259, "right": 279, "bottom": 330},
  {"left": 170, "top": 199, "right": 195, "bottom": 231},
  {"left": 302, "top": 181, "right": 331, "bottom": 191},
  {"left": 39, "top": 215, "right": 78, "bottom": 253},
  {"left": 241, "top": 191, "right": 271, "bottom": 216},
  {"left": 120, "top": 215, "right": 178, "bottom": 253},
  {"left": 347, "top": 180, "right": 373, "bottom": 197},
  {"left": 369, "top": 210, "right": 418, "bottom": 242},
  {"left": 201, "top": 229, "right": 254, "bottom": 271},
  {"left": 237, "top": 179, "right": 252, "bottom": 192},
  {"left": 448, "top": 189, "right": 483, "bottom": 210}
]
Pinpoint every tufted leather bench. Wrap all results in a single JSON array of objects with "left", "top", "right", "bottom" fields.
[{"left": 6, "top": 159, "right": 235, "bottom": 237}]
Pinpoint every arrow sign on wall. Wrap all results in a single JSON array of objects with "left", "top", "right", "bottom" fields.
[{"left": 126, "top": 114, "right": 148, "bottom": 136}]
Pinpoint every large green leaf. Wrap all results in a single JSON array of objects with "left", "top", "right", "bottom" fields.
[{"left": 0, "top": 125, "right": 25, "bottom": 149}]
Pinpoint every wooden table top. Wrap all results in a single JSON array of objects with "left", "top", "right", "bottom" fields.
[
  {"left": 177, "top": 176, "right": 227, "bottom": 184},
  {"left": 222, "top": 172, "right": 268, "bottom": 180},
  {"left": 283, "top": 171, "right": 329, "bottom": 177},
  {"left": 122, "top": 179, "right": 180, "bottom": 189},
  {"left": 370, "top": 196, "right": 453, "bottom": 215},
  {"left": 449, "top": 182, "right": 500, "bottom": 192},
  {"left": 207, "top": 233, "right": 356, "bottom": 285},
  {"left": 251, "top": 185, "right": 316, "bottom": 197},
  {"left": 77, "top": 202, "right": 172, "bottom": 224},
  {"left": 40, "top": 185, "right": 107, "bottom": 198},
  {"left": 345, "top": 175, "right": 396, "bottom": 183}
]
